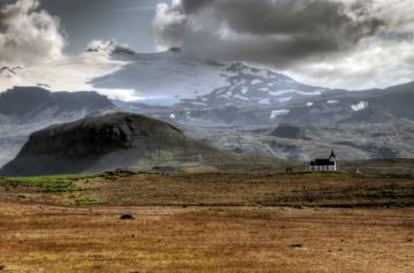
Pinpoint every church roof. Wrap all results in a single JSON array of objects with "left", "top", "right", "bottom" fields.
[{"left": 310, "top": 159, "right": 335, "bottom": 166}]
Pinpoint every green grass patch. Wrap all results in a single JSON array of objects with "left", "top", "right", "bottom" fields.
[
  {"left": 0, "top": 174, "right": 100, "bottom": 193},
  {"left": 74, "top": 198, "right": 108, "bottom": 206}
]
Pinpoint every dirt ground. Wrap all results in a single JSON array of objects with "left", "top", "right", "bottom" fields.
[
  {"left": 0, "top": 171, "right": 413, "bottom": 272},
  {"left": 0, "top": 202, "right": 413, "bottom": 273}
]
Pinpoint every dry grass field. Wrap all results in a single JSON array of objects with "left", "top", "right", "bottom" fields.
[
  {"left": 0, "top": 170, "right": 413, "bottom": 273},
  {"left": 0, "top": 203, "right": 413, "bottom": 273}
]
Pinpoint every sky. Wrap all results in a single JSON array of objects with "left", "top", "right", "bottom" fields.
[
  {"left": 38, "top": 0, "right": 166, "bottom": 54},
  {"left": 1, "top": 0, "right": 414, "bottom": 90}
]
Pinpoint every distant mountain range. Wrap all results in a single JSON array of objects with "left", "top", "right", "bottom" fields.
[
  {"left": 120, "top": 78, "right": 414, "bottom": 136},
  {"left": 84, "top": 45, "right": 414, "bottom": 129},
  {"left": 179, "top": 81, "right": 414, "bottom": 161},
  {"left": 1, "top": 45, "right": 414, "bottom": 165}
]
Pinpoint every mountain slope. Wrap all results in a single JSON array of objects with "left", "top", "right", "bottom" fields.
[
  {"left": 0, "top": 113, "right": 235, "bottom": 176},
  {"left": 276, "top": 81, "right": 414, "bottom": 126},
  {"left": 178, "top": 62, "right": 328, "bottom": 109},
  {"left": 144, "top": 79, "right": 414, "bottom": 128}
]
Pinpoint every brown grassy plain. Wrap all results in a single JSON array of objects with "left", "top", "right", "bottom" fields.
[{"left": 0, "top": 171, "right": 413, "bottom": 273}]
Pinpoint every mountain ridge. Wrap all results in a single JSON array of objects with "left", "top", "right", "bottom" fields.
[{"left": 0, "top": 86, "right": 113, "bottom": 117}]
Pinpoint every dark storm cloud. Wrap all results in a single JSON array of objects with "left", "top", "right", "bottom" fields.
[
  {"left": 180, "top": 0, "right": 211, "bottom": 13},
  {"left": 153, "top": 0, "right": 384, "bottom": 65}
]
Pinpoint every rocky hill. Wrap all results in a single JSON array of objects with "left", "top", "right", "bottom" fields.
[{"left": 0, "top": 113, "right": 234, "bottom": 176}]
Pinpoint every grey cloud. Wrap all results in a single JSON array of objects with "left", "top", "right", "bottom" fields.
[
  {"left": 153, "top": 1, "right": 187, "bottom": 50},
  {"left": 0, "top": 0, "right": 65, "bottom": 65},
  {"left": 180, "top": 0, "right": 211, "bottom": 13},
  {"left": 153, "top": 0, "right": 414, "bottom": 90},
  {"left": 153, "top": 0, "right": 385, "bottom": 66}
]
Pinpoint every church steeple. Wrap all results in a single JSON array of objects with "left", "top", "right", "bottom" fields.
[{"left": 329, "top": 150, "right": 336, "bottom": 161}]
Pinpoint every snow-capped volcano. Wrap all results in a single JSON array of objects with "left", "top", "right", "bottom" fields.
[
  {"left": 91, "top": 46, "right": 330, "bottom": 107},
  {"left": 0, "top": 42, "right": 329, "bottom": 107}
]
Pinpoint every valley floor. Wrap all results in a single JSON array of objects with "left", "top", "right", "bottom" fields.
[{"left": 0, "top": 171, "right": 413, "bottom": 272}]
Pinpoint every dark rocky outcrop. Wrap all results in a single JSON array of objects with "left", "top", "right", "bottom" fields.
[{"left": 0, "top": 112, "right": 230, "bottom": 176}]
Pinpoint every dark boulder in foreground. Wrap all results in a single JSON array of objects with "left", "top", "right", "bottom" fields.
[
  {"left": 0, "top": 112, "right": 230, "bottom": 176},
  {"left": 120, "top": 213, "right": 135, "bottom": 220}
]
